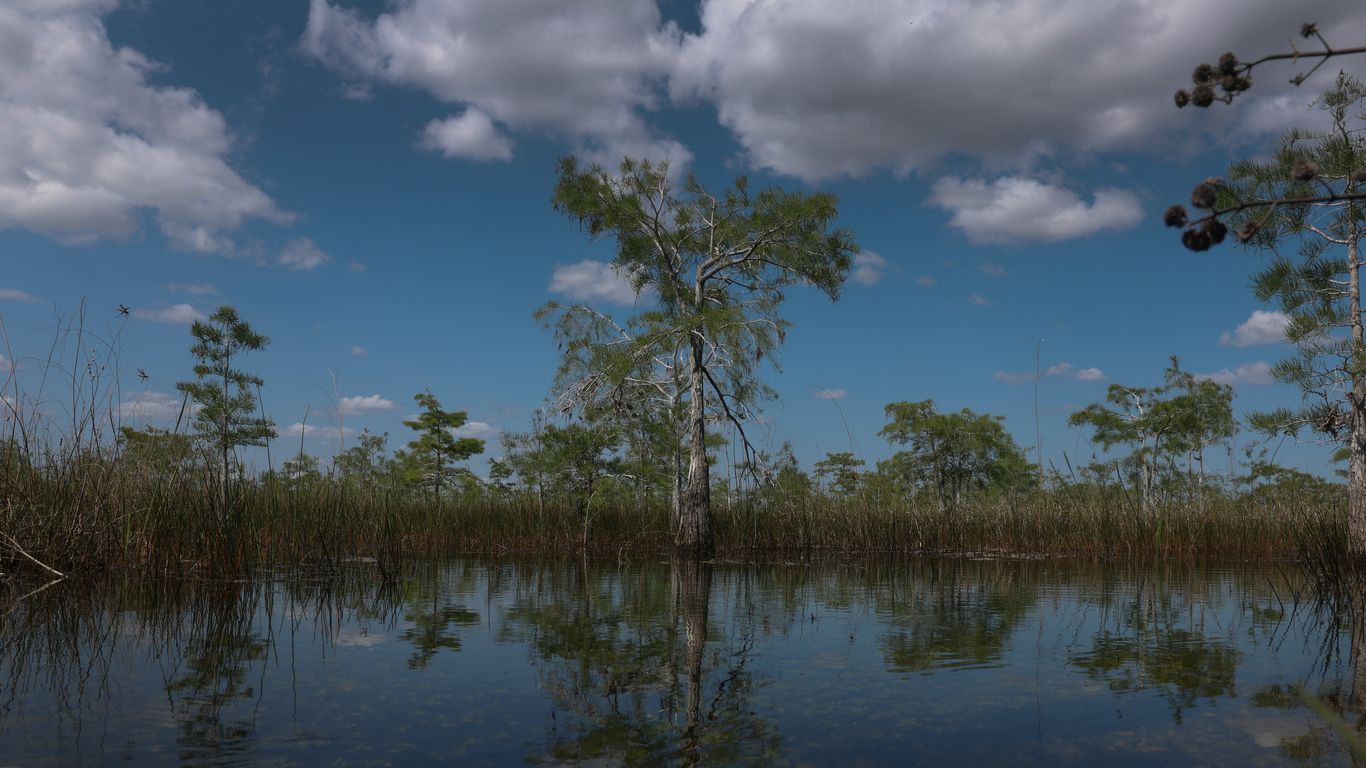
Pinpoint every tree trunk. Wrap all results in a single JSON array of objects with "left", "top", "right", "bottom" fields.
[
  {"left": 1349, "top": 226, "right": 1366, "bottom": 558},
  {"left": 220, "top": 356, "right": 230, "bottom": 525},
  {"left": 678, "top": 332, "right": 714, "bottom": 557}
]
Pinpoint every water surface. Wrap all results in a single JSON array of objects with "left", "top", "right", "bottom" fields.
[{"left": 2, "top": 557, "right": 1362, "bottom": 765}]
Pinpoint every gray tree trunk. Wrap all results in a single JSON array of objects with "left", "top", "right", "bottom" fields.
[
  {"left": 1349, "top": 227, "right": 1366, "bottom": 558},
  {"left": 678, "top": 332, "right": 714, "bottom": 557}
]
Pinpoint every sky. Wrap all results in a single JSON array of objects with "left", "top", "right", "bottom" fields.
[{"left": 2, "top": 0, "right": 1363, "bottom": 478}]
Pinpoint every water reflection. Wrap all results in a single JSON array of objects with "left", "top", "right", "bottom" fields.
[{"left": 2, "top": 558, "right": 1365, "bottom": 765}]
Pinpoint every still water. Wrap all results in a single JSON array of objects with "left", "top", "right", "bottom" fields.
[{"left": 1, "top": 557, "right": 1362, "bottom": 766}]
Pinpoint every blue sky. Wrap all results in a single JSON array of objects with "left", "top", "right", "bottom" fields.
[{"left": 2, "top": 0, "right": 1361, "bottom": 477}]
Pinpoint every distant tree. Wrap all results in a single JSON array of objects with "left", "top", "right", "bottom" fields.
[
  {"left": 175, "top": 306, "right": 276, "bottom": 517},
  {"left": 1162, "top": 358, "right": 1236, "bottom": 485},
  {"left": 539, "top": 422, "right": 623, "bottom": 548},
  {"left": 813, "top": 451, "right": 865, "bottom": 497},
  {"left": 550, "top": 156, "right": 859, "bottom": 556},
  {"left": 334, "top": 429, "right": 391, "bottom": 486},
  {"left": 395, "top": 391, "right": 484, "bottom": 502},
  {"left": 500, "top": 422, "right": 553, "bottom": 514},
  {"left": 117, "top": 425, "right": 197, "bottom": 480},
  {"left": 880, "top": 400, "right": 1034, "bottom": 509},
  {"left": 281, "top": 451, "right": 322, "bottom": 491},
  {"left": 1068, "top": 358, "right": 1234, "bottom": 510},
  {"left": 487, "top": 457, "right": 515, "bottom": 495}
]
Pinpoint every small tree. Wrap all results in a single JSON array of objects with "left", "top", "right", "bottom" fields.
[
  {"left": 539, "top": 422, "right": 622, "bottom": 548},
  {"left": 880, "top": 400, "right": 1033, "bottom": 509},
  {"left": 396, "top": 391, "right": 484, "bottom": 502},
  {"left": 334, "top": 429, "right": 392, "bottom": 487},
  {"left": 117, "top": 425, "right": 197, "bottom": 481},
  {"left": 175, "top": 306, "right": 276, "bottom": 517},
  {"left": 1068, "top": 358, "right": 1234, "bottom": 509},
  {"left": 813, "top": 451, "right": 865, "bottom": 497}
]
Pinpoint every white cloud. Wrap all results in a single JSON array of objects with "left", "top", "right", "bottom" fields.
[
  {"left": 549, "top": 259, "right": 646, "bottom": 305},
  {"left": 348, "top": 260, "right": 367, "bottom": 273},
  {"left": 338, "top": 394, "right": 395, "bottom": 414},
  {"left": 163, "top": 282, "right": 217, "bottom": 295},
  {"left": 419, "top": 108, "right": 514, "bottom": 162},
  {"left": 285, "top": 422, "right": 355, "bottom": 440},
  {"left": 981, "top": 263, "right": 1007, "bottom": 278},
  {"left": 452, "top": 421, "right": 498, "bottom": 440},
  {"left": 849, "top": 251, "right": 887, "bottom": 287},
  {"left": 671, "top": 1, "right": 1363, "bottom": 180},
  {"left": 277, "top": 238, "right": 330, "bottom": 271},
  {"left": 351, "top": 345, "right": 368, "bottom": 356},
  {"left": 133, "top": 303, "right": 206, "bottom": 325},
  {"left": 995, "top": 361, "right": 1104, "bottom": 384},
  {"left": 1196, "top": 361, "right": 1273, "bottom": 386},
  {"left": 815, "top": 388, "right": 848, "bottom": 400},
  {"left": 916, "top": 275, "right": 935, "bottom": 287},
  {"left": 968, "top": 293, "right": 990, "bottom": 307},
  {"left": 1220, "top": 310, "right": 1289, "bottom": 348},
  {"left": 302, "top": 0, "right": 689, "bottom": 167},
  {"left": 0, "top": 288, "right": 40, "bottom": 303},
  {"left": 929, "top": 176, "right": 1143, "bottom": 245},
  {"left": 119, "top": 390, "right": 196, "bottom": 422},
  {"left": 0, "top": 2, "right": 289, "bottom": 251}
]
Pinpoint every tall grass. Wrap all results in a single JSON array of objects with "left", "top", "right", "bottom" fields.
[{"left": 0, "top": 458, "right": 1345, "bottom": 577}]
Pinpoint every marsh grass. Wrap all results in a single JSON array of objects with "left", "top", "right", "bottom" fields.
[{"left": 0, "top": 456, "right": 1345, "bottom": 577}]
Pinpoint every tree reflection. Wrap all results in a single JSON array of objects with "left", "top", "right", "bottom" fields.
[
  {"left": 500, "top": 558, "right": 779, "bottom": 765},
  {"left": 1068, "top": 575, "right": 1240, "bottom": 723},
  {"left": 875, "top": 561, "right": 1036, "bottom": 674}
]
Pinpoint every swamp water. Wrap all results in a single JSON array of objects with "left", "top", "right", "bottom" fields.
[{"left": 1, "top": 557, "right": 1363, "bottom": 766}]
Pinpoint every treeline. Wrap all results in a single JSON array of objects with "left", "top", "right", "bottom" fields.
[{"left": 0, "top": 302, "right": 1344, "bottom": 578}]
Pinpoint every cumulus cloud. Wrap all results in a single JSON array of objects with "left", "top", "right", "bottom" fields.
[
  {"left": 1196, "top": 361, "right": 1273, "bottom": 386},
  {"left": 163, "top": 282, "right": 217, "bottom": 295},
  {"left": 549, "top": 260, "right": 646, "bottom": 305},
  {"left": 302, "top": 0, "right": 689, "bottom": 167},
  {"left": 338, "top": 394, "right": 395, "bottom": 414},
  {"left": 0, "top": 1, "right": 289, "bottom": 250},
  {"left": 1220, "top": 310, "right": 1289, "bottom": 348},
  {"left": 968, "top": 293, "right": 990, "bottom": 307},
  {"left": 849, "top": 251, "right": 888, "bottom": 287},
  {"left": 133, "top": 303, "right": 206, "bottom": 324},
  {"left": 929, "top": 177, "right": 1143, "bottom": 244},
  {"left": 277, "top": 238, "right": 330, "bottom": 271},
  {"left": 671, "top": 0, "right": 1362, "bottom": 179},
  {"left": 981, "top": 263, "right": 1007, "bottom": 277},
  {"left": 119, "top": 390, "right": 196, "bottom": 422},
  {"left": 995, "top": 362, "right": 1104, "bottom": 384},
  {"left": 285, "top": 422, "right": 356, "bottom": 440},
  {"left": 0, "top": 288, "right": 40, "bottom": 303},
  {"left": 452, "top": 421, "right": 498, "bottom": 440},
  {"left": 916, "top": 275, "right": 935, "bottom": 287},
  {"left": 419, "top": 108, "right": 514, "bottom": 161},
  {"left": 351, "top": 345, "right": 368, "bottom": 356},
  {"left": 815, "top": 388, "right": 848, "bottom": 400}
]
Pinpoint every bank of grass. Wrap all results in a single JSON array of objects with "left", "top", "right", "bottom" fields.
[{"left": 0, "top": 452, "right": 1347, "bottom": 577}]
